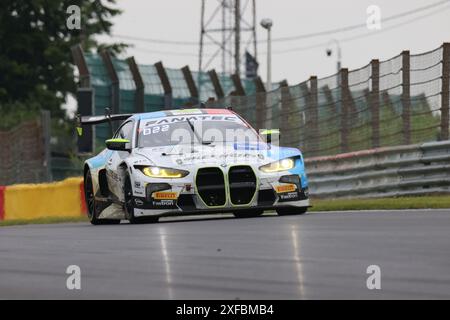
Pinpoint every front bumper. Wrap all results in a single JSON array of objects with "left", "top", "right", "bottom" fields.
[{"left": 132, "top": 172, "right": 309, "bottom": 218}]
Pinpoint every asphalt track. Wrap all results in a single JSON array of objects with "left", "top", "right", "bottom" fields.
[{"left": 1, "top": 209, "right": 450, "bottom": 299}]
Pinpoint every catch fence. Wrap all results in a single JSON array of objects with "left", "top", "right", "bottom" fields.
[{"left": 206, "top": 43, "right": 450, "bottom": 158}]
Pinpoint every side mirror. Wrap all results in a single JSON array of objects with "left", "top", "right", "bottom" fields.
[{"left": 105, "top": 138, "right": 131, "bottom": 152}]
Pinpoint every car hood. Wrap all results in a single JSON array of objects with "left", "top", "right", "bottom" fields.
[{"left": 132, "top": 142, "right": 299, "bottom": 169}]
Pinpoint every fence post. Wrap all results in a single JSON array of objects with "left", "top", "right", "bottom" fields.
[
  {"left": 154, "top": 61, "right": 173, "bottom": 109},
  {"left": 41, "top": 110, "right": 52, "bottom": 182},
  {"left": 254, "top": 76, "right": 266, "bottom": 131},
  {"left": 231, "top": 73, "right": 246, "bottom": 96},
  {"left": 309, "top": 76, "right": 318, "bottom": 153},
  {"left": 280, "top": 86, "right": 291, "bottom": 146},
  {"left": 371, "top": 59, "right": 380, "bottom": 148},
  {"left": 441, "top": 43, "right": 450, "bottom": 141},
  {"left": 126, "top": 56, "right": 144, "bottom": 113},
  {"left": 340, "top": 68, "right": 349, "bottom": 153},
  {"left": 181, "top": 65, "right": 199, "bottom": 106},
  {"left": 71, "top": 44, "right": 90, "bottom": 88},
  {"left": 402, "top": 50, "right": 411, "bottom": 145},
  {"left": 208, "top": 69, "right": 225, "bottom": 99},
  {"left": 100, "top": 50, "right": 120, "bottom": 117}
]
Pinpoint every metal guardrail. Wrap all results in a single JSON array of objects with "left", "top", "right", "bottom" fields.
[{"left": 305, "top": 141, "right": 450, "bottom": 198}]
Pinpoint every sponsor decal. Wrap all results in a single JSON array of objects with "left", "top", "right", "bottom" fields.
[
  {"left": 204, "top": 108, "right": 232, "bottom": 114},
  {"left": 142, "top": 115, "right": 238, "bottom": 128},
  {"left": 275, "top": 184, "right": 297, "bottom": 193},
  {"left": 152, "top": 199, "right": 175, "bottom": 207},
  {"left": 279, "top": 192, "right": 299, "bottom": 201},
  {"left": 142, "top": 124, "right": 170, "bottom": 135},
  {"left": 181, "top": 152, "right": 260, "bottom": 162},
  {"left": 170, "top": 109, "right": 203, "bottom": 115},
  {"left": 153, "top": 191, "right": 178, "bottom": 200}
]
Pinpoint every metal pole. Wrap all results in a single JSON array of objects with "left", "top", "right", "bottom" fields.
[
  {"left": 266, "top": 27, "right": 272, "bottom": 93},
  {"left": 252, "top": 0, "right": 257, "bottom": 64},
  {"left": 328, "top": 38, "right": 341, "bottom": 75},
  {"left": 337, "top": 42, "right": 341, "bottom": 75},
  {"left": 234, "top": 0, "right": 241, "bottom": 76},
  {"left": 41, "top": 110, "right": 52, "bottom": 182},
  {"left": 265, "top": 24, "right": 273, "bottom": 129},
  {"left": 441, "top": 43, "right": 450, "bottom": 141},
  {"left": 370, "top": 59, "right": 380, "bottom": 148},
  {"left": 222, "top": 0, "right": 226, "bottom": 74},
  {"left": 402, "top": 50, "right": 411, "bottom": 145},
  {"left": 340, "top": 68, "right": 349, "bottom": 153},
  {"left": 198, "top": 0, "right": 205, "bottom": 99}
]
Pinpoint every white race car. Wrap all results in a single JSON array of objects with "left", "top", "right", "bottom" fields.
[{"left": 80, "top": 108, "right": 310, "bottom": 225}]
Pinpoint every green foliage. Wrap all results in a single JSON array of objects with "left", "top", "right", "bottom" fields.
[
  {"left": 0, "top": 0, "right": 126, "bottom": 118},
  {"left": 0, "top": 100, "right": 40, "bottom": 130}
]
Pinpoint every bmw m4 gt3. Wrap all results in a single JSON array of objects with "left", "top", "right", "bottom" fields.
[{"left": 80, "top": 108, "right": 309, "bottom": 225}]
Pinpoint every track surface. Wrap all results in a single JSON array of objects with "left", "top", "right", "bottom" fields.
[{"left": 1, "top": 209, "right": 450, "bottom": 299}]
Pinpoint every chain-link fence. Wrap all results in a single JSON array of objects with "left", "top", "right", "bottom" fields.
[
  {"left": 0, "top": 111, "right": 51, "bottom": 185},
  {"left": 206, "top": 43, "right": 450, "bottom": 158}
]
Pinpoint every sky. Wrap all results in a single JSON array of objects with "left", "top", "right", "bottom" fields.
[{"left": 96, "top": 0, "right": 450, "bottom": 85}]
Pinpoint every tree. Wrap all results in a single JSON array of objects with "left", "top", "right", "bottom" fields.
[{"left": 0, "top": 0, "right": 126, "bottom": 118}]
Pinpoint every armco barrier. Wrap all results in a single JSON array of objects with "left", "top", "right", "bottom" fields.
[
  {"left": 1, "top": 178, "right": 85, "bottom": 221},
  {"left": 306, "top": 141, "right": 450, "bottom": 199}
]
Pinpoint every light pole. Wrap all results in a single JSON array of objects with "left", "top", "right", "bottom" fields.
[
  {"left": 260, "top": 18, "right": 273, "bottom": 92},
  {"left": 326, "top": 39, "right": 342, "bottom": 75},
  {"left": 326, "top": 39, "right": 342, "bottom": 121},
  {"left": 261, "top": 18, "right": 273, "bottom": 129}
]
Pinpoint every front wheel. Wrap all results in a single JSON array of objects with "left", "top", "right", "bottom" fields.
[
  {"left": 124, "top": 174, "right": 159, "bottom": 224},
  {"left": 233, "top": 209, "right": 264, "bottom": 218},
  {"left": 276, "top": 207, "right": 308, "bottom": 216},
  {"left": 84, "top": 170, "right": 120, "bottom": 225}
]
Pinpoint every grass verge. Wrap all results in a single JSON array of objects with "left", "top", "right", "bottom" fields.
[{"left": 310, "top": 196, "right": 450, "bottom": 211}]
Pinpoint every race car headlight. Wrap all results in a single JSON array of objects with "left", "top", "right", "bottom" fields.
[
  {"left": 138, "top": 166, "right": 189, "bottom": 178},
  {"left": 259, "top": 158, "right": 295, "bottom": 173}
]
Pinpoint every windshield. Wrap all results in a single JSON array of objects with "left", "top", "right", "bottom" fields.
[{"left": 137, "top": 115, "right": 262, "bottom": 148}]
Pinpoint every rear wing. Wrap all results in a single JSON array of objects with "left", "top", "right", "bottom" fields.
[
  {"left": 76, "top": 108, "right": 134, "bottom": 154},
  {"left": 78, "top": 114, "right": 133, "bottom": 125},
  {"left": 76, "top": 108, "right": 134, "bottom": 136}
]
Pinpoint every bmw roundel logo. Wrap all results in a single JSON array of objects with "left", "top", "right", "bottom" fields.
[{"left": 220, "top": 163, "right": 227, "bottom": 168}]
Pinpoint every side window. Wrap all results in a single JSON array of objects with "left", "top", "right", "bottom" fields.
[{"left": 114, "top": 121, "right": 134, "bottom": 141}]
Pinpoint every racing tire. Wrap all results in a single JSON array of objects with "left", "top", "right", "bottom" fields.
[
  {"left": 276, "top": 207, "right": 308, "bottom": 216},
  {"left": 124, "top": 174, "right": 159, "bottom": 224},
  {"left": 233, "top": 209, "right": 264, "bottom": 219},
  {"left": 84, "top": 170, "right": 121, "bottom": 225}
]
